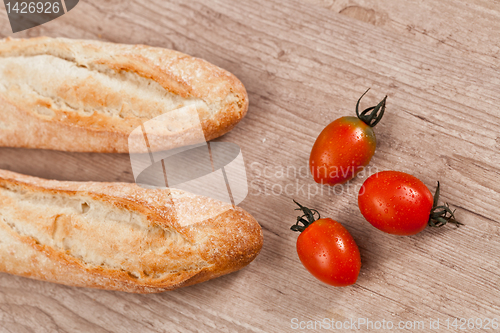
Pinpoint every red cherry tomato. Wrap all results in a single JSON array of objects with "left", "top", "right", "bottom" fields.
[
  {"left": 291, "top": 201, "right": 361, "bottom": 286},
  {"left": 310, "top": 90, "right": 387, "bottom": 185},
  {"left": 358, "top": 171, "right": 462, "bottom": 236}
]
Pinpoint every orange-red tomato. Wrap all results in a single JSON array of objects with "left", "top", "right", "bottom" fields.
[
  {"left": 358, "top": 171, "right": 462, "bottom": 236},
  {"left": 310, "top": 116, "right": 376, "bottom": 185},
  {"left": 358, "top": 171, "right": 433, "bottom": 235},
  {"left": 297, "top": 218, "right": 361, "bottom": 286},
  {"left": 309, "top": 90, "right": 386, "bottom": 185},
  {"left": 291, "top": 202, "right": 361, "bottom": 286}
]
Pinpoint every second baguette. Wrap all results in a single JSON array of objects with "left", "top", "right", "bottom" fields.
[{"left": 0, "top": 169, "right": 263, "bottom": 293}]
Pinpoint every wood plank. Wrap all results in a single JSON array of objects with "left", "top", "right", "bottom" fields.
[
  {"left": 305, "top": 0, "right": 500, "bottom": 65},
  {"left": 0, "top": 0, "right": 499, "bottom": 331}
]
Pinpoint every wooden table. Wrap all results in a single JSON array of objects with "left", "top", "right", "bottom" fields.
[{"left": 1, "top": 0, "right": 499, "bottom": 331}]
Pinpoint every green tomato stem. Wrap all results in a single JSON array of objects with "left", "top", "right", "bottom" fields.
[
  {"left": 428, "top": 181, "right": 464, "bottom": 228},
  {"left": 356, "top": 88, "right": 387, "bottom": 127},
  {"left": 291, "top": 200, "right": 321, "bottom": 233}
]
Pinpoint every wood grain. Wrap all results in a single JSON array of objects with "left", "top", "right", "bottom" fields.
[
  {"left": 305, "top": 0, "right": 500, "bottom": 66},
  {"left": 0, "top": 0, "right": 499, "bottom": 332}
]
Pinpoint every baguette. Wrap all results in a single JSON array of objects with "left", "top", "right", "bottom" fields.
[
  {"left": 0, "top": 37, "right": 248, "bottom": 153},
  {"left": 0, "top": 169, "right": 263, "bottom": 293}
]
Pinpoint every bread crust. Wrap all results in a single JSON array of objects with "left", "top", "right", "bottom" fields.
[
  {"left": 0, "top": 169, "right": 263, "bottom": 293},
  {"left": 0, "top": 37, "right": 249, "bottom": 153}
]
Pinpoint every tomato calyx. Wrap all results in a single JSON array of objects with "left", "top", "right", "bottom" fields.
[
  {"left": 356, "top": 88, "right": 387, "bottom": 127},
  {"left": 428, "top": 181, "right": 464, "bottom": 228},
  {"left": 291, "top": 200, "right": 320, "bottom": 232}
]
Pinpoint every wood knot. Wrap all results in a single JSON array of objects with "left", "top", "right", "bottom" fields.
[{"left": 339, "top": 6, "right": 387, "bottom": 26}]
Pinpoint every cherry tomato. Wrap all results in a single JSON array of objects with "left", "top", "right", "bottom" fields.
[
  {"left": 310, "top": 89, "right": 387, "bottom": 185},
  {"left": 291, "top": 201, "right": 361, "bottom": 286},
  {"left": 358, "top": 171, "right": 462, "bottom": 236}
]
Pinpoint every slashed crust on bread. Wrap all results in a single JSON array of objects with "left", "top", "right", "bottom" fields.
[
  {"left": 0, "top": 169, "right": 263, "bottom": 293},
  {"left": 0, "top": 37, "right": 249, "bottom": 153}
]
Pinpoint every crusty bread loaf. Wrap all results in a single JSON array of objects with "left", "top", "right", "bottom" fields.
[
  {"left": 0, "top": 169, "right": 263, "bottom": 293},
  {"left": 0, "top": 37, "right": 248, "bottom": 153}
]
